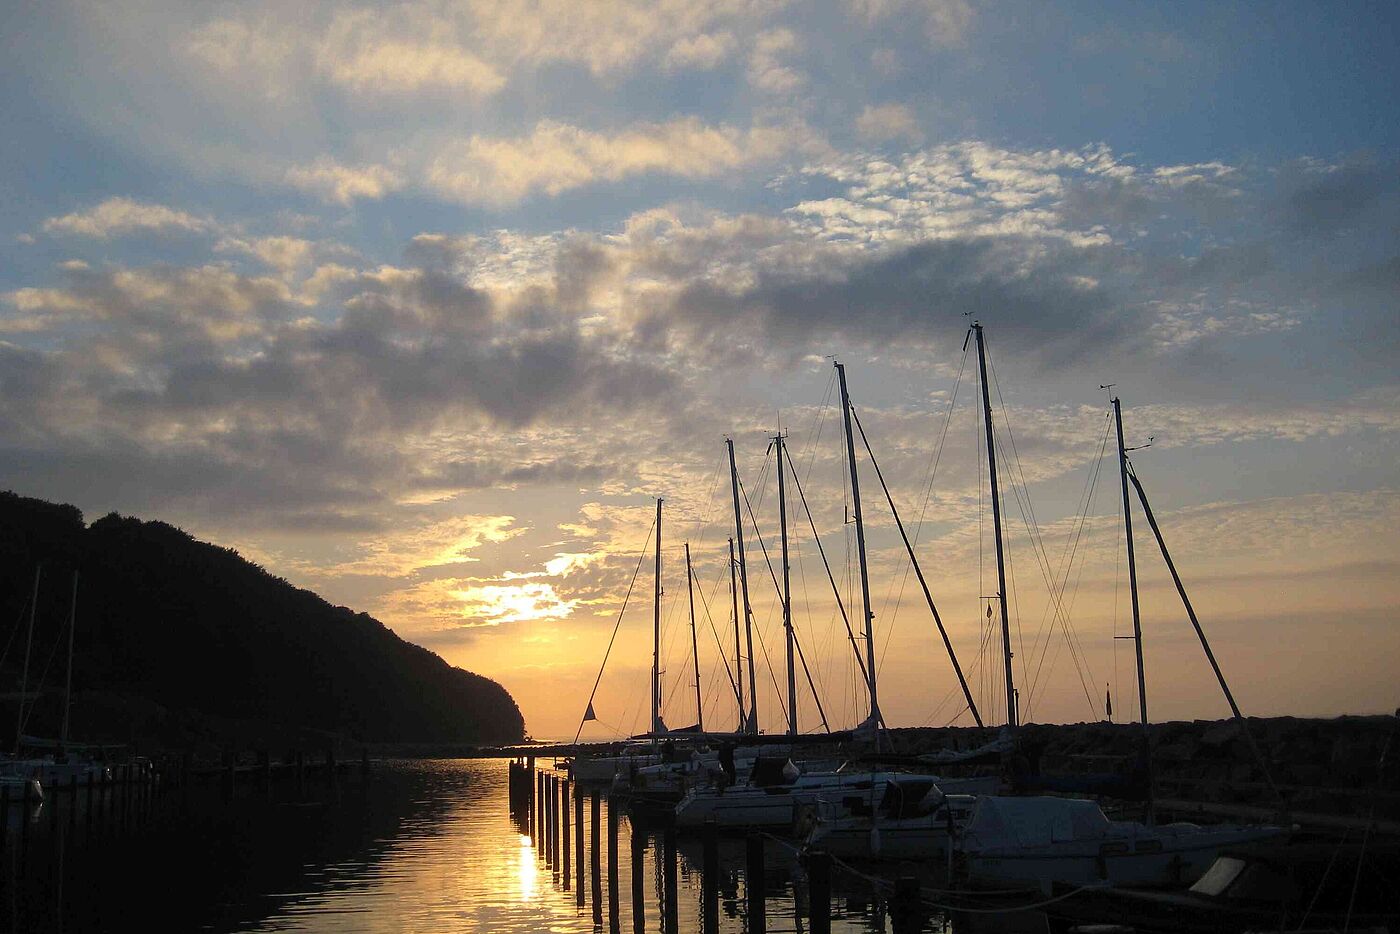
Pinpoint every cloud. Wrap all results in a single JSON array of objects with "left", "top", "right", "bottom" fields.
[
  {"left": 855, "top": 103, "right": 922, "bottom": 143},
  {"left": 425, "top": 118, "right": 815, "bottom": 205},
  {"left": 847, "top": 0, "right": 975, "bottom": 47},
  {"left": 663, "top": 32, "right": 736, "bottom": 71},
  {"left": 284, "top": 159, "right": 405, "bottom": 204},
  {"left": 747, "top": 29, "right": 805, "bottom": 94},
  {"left": 315, "top": 8, "right": 505, "bottom": 97},
  {"left": 41, "top": 198, "right": 211, "bottom": 239}
]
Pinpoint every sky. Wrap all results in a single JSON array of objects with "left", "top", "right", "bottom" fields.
[{"left": 1, "top": 0, "right": 1397, "bottom": 741}]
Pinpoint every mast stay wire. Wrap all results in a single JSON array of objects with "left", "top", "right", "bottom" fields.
[
  {"left": 985, "top": 353, "right": 1100, "bottom": 718},
  {"left": 1024, "top": 413, "right": 1113, "bottom": 712},
  {"left": 739, "top": 460, "right": 833, "bottom": 732},
  {"left": 851, "top": 407, "right": 983, "bottom": 727},
  {"left": 572, "top": 513, "right": 657, "bottom": 744},
  {"left": 876, "top": 345, "right": 969, "bottom": 678}
]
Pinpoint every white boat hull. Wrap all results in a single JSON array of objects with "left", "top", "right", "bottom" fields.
[{"left": 965, "top": 825, "right": 1286, "bottom": 894}]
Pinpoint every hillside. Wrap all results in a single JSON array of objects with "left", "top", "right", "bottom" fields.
[{"left": 0, "top": 492, "right": 524, "bottom": 749}]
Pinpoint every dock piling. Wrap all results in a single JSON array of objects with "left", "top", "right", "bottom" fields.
[
  {"left": 807, "top": 850, "right": 831, "bottom": 934},
  {"left": 562, "top": 778, "right": 571, "bottom": 889},
  {"left": 591, "top": 790, "right": 603, "bottom": 924},
  {"left": 746, "top": 833, "right": 766, "bottom": 934},
  {"left": 702, "top": 820, "right": 719, "bottom": 934}
]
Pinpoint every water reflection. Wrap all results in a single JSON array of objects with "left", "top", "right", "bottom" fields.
[{"left": 2, "top": 759, "right": 974, "bottom": 933}]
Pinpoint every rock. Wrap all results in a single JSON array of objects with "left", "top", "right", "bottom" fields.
[{"left": 1201, "top": 720, "right": 1241, "bottom": 747}]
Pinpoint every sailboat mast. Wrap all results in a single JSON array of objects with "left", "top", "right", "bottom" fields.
[
  {"left": 775, "top": 432, "right": 797, "bottom": 736},
  {"left": 652, "top": 498, "right": 663, "bottom": 737},
  {"left": 1112, "top": 396, "right": 1152, "bottom": 816},
  {"left": 728, "top": 537, "right": 744, "bottom": 731},
  {"left": 973, "top": 323, "right": 1018, "bottom": 728},
  {"left": 685, "top": 543, "right": 704, "bottom": 734},
  {"left": 727, "top": 439, "right": 760, "bottom": 733},
  {"left": 836, "top": 362, "right": 880, "bottom": 731},
  {"left": 15, "top": 565, "right": 40, "bottom": 754},
  {"left": 61, "top": 570, "right": 79, "bottom": 753}
]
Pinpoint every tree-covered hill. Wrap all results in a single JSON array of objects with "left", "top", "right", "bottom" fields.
[{"left": 0, "top": 491, "right": 524, "bottom": 747}]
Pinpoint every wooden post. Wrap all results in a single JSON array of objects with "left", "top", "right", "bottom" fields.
[
  {"left": 891, "top": 875, "right": 923, "bottom": 934},
  {"left": 607, "top": 798, "right": 620, "bottom": 929},
  {"left": 630, "top": 819, "right": 645, "bottom": 934},
  {"left": 662, "top": 827, "right": 678, "bottom": 934},
  {"left": 591, "top": 790, "right": 603, "bottom": 924},
  {"left": 746, "top": 833, "right": 765, "bottom": 934},
  {"left": 562, "top": 778, "right": 572, "bottom": 889},
  {"left": 574, "top": 784, "right": 585, "bottom": 907},
  {"left": 702, "top": 820, "right": 719, "bottom": 934},
  {"left": 807, "top": 850, "right": 832, "bottom": 934}
]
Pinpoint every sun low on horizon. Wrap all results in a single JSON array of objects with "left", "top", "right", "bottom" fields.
[{"left": 2, "top": 0, "right": 1397, "bottom": 742}]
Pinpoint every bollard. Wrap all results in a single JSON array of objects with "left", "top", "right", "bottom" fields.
[
  {"left": 361, "top": 748, "right": 370, "bottom": 776},
  {"left": 630, "top": 820, "right": 645, "bottom": 934},
  {"left": 702, "top": 820, "right": 719, "bottom": 934},
  {"left": 662, "top": 827, "right": 678, "bottom": 934},
  {"left": 807, "top": 850, "right": 832, "bottom": 934},
  {"left": 890, "top": 875, "right": 923, "bottom": 934},
  {"left": 0, "top": 784, "right": 8, "bottom": 840},
  {"left": 86, "top": 771, "right": 94, "bottom": 817},
  {"left": 562, "top": 778, "right": 571, "bottom": 889},
  {"left": 607, "top": 801, "right": 620, "bottom": 929},
  {"left": 70, "top": 773, "right": 78, "bottom": 824},
  {"left": 746, "top": 833, "right": 766, "bottom": 934},
  {"left": 591, "top": 790, "right": 603, "bottom": 924}
]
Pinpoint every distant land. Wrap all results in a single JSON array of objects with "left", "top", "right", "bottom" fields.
[{"left": 0, "top": 491, "right": 525, "bottom": 753}]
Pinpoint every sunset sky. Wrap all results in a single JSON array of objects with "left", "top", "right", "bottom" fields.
[{"left": 2, "top": 1, "right": 1397, "bottom": 740}]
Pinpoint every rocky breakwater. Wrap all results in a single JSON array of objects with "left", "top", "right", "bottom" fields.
[{"left": 892, "top": 713, "right": 1400, "bottom": 828}]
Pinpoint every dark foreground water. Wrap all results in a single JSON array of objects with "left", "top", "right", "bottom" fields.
[{"left": 0, "top": 758, "right": 1024, "bottom": 933}]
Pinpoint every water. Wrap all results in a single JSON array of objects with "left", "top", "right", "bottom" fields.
[{"left": 0, "top": 759, "right": 993, "bottom": 932}]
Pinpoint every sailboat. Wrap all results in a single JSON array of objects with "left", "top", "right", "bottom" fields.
[
  {"left": 674, "top": 365, "right": 1006, "bottom": 829},
  {"left": 953, "top": 330, "right": 1282, "bottom": 892},
  {"left": 6, "top": 570, "right": 112, "bottom": 787}
]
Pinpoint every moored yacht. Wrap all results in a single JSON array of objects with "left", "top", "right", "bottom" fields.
[{"left": 956, "top": 795, "right": 1285, "bottom": 894}]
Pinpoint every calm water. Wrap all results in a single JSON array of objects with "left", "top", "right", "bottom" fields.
[{"left": 0, "top": 759, "right": 994, "bottom": 933}]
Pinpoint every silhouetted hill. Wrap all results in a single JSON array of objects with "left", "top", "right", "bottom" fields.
[{"left": 0, "top": 491, "right": 524, "bottom": 748}]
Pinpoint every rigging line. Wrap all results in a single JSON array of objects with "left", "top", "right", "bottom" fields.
[
  {"left": 994, "top": 431, "right": 1098, "bottom": 721},
  {"left": 800, "top": 367, "right": 839, "bottom": 485},
  {"left": 790, "top": 622, "right": 831, "bottom": 732},
  {"left": 1024, "top": 415, "right": 1112, "bottom": 707},
  {"left": 786, "top": 453, "right": 872, "bottom": 689},
  {"left": 991, "top": 421, "right": 1098, "bottom": 714},
  {"left": 1021, "top": 413, "right": 1108, "bottom": 681},
  {"left": 17, "top": 604, "right": 72, "bottom": 740},
  {"left": 984, "top": 356, "right": 1098, "bottom": 707},
  {"left": 0, "top": 586, "right": 35, "bottom": 673},
  {"left": 879, "top": 344, "right": 971, "bottom": 679},
  {"left": 751, "top": 593, "right": 789, "bottom": 725},
  {"left": 694, "top": 562, "right": 741, "bottom": 706},
  {"left": 790, "top": 520, "right": 830, "bottom": 713},
  {"left": 851, "top": 406, "right": 982, "bottom": 727},
  {"left": 1027, "top": 438, "right": 1109, "bottom": 716},
  {"left": 738, "top": 465, "right": 784, "bottom": 601},
  {"left": 572, "top": 513, "right": 656, "bottom": 744},
  {"left": 742, "top": 447, "right": 841, "bottom": 731}
]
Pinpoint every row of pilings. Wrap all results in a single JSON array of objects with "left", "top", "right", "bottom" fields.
[{"left": 504, "top": 757, "right": 931, "bottom": 934}]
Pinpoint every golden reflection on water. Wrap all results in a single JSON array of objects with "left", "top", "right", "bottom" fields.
[{"left": 515, "top": 833, "right": 538, "bottom": 902}]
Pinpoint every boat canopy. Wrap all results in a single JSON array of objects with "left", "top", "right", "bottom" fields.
[{"left": 963, "top": 796, "right": 1112, "bottom": 849}]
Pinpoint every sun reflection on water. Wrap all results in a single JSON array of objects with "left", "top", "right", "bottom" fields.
[{"left": 516, "top": 833, "right": 539, "bottom": 901}]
